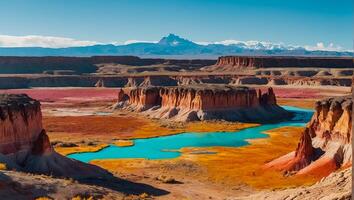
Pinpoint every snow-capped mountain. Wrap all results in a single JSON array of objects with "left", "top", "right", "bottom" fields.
[
  {"left": 219, "top": 41, "right": 302, "bottom": 51},
  {"left": 0, "top": 34, "right": 351, "bottom": 58},
  {"left": 158, "top": 34, "right": 197, "bottom": 47}
]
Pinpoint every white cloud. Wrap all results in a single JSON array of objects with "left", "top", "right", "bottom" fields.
[
  {"left": 196, "top": 39, "right": 351, "bottom": 52},
  {"left": 123, "top": 40, "right": 158, "bottom": 45},
  {"left": 304, "top": 42, "right": 345, "bottom": 52},
  {"left": 0, "top": 35, "right": 99, "bottom": 48},
  {"left": 196, "top": 40, "right": 299, "bottom": 50}
]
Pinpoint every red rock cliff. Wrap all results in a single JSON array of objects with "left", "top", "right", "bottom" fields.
[
  {"left": 119, "top": 87, "right": 162, "bottom": 111},
  {"left": 265, "top": 96, "right": 352, "bottom": 177},
  {"left": 0, "top": 94, "right": 43, "bottom": 154},
  {"left": 0, "top": 94, "right": 110, "bottom": 179},
  {"left": 159, "top": 86, "right": 260, "bottom": 110},
  {"left": 116, "top": 85, "right": 290, "bottom": 122}
]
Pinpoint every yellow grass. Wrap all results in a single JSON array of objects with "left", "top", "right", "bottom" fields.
[
  {"left": 35, "top": 197, "right": 53, "bottom": 200},
  {"left": 113, "top": 140, "right": 134, "bottom": 147},
  {"left": 187, "top": 126, "right": 318, "bottom": 188},
  {"left": 46, "top": 113, "right": 257, "bottom": 139},
  {"left": 131, "top": 121, "right": 259, "bottom": 139},
  {"left": 185, "top": 121, "right": 258, "bottom": 133},
  {"left": 92, "top": 158, "right": 148, "bottom": 175},
  {"left": 47, "top": 114, "right": 258, "bottom": 154},
  {"left": 278, "top": 98, "right": 317, "bottom": 109},
  {"left": 55, "top": 144, "right": 108, "bottom": 156},
  {"left": 71, "top": 196, "right": 93, "bottom": 200},
  {"left": 0, "top": 163, "right": 7, "bottom": 170},
  {"left": 92, "top": 126, "right": 319, "bottom": 189}
]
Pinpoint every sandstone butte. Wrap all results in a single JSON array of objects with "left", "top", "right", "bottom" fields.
[
  {"left": 115, "top": 85, "right": 292, "bottom": 122},
  {"left": 264, "top": 95, "right": 352, "bottom": 177},
  {"left": 0, "top": 94, "right": 109, "bottom": 179}
]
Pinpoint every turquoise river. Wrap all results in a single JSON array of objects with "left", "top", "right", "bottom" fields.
[{"left": 68, "top": 106, "right": 313, "bottom": 162}]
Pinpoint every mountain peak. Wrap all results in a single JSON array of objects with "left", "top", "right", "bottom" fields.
[{"left": 158, "top": 34, "right": 196, "bottom": 46}]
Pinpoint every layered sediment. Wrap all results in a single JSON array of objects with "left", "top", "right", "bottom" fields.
[
  {"left": 265, "top": 96, "right": 352, "bottom": 176},
  {"left": 0, "top": 94, "right": 42, "bottom": 154},
  {"left": 115, "top": 85, "right": 291, "bottom": 122},
  {"left": 212, "top": 56, "right": 353, "bottom": 70},
  {"left": 0, "top": 69, "right": 352, "bottom": 89},
  {"left": 0, "top": 94, "right": 109, "bottom": 179},
  {"left": 0, "top": 55, "right": 352, "bottom": 89}
]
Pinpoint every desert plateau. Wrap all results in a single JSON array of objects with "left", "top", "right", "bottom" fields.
[
  {"left": 0, "top": 52, "right": 352, "bottom": 199},
  {"left": 0, "top": 1, "right": 352, "bottom": 199}
]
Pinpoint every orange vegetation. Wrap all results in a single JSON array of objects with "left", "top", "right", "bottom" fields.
[
  {"left": 55, "top": 144, "right": 108, "bottom": 156},
  {"left": 44, "top": 114, "right": 257, "bottom": 154},
  {"left": 188, "top": 126, "right": 319, "bottom": 188},
  {"left": 0, "top": 163, "right": 7, "bottom": 170},
  {"left": 92, "top": 126, "right": 319, "bottom": 189},
  {"left": 43, "top": 115, "right": 142, "bottom": 139},
  {"left": 35, "top": 197, "right": 52, "bottom": 200},
  {"left": 113, "top": 140, "right": 134, "bottom": 147},
  {"left": 277, "top": 98, "right": 317, "bottom": 109}
]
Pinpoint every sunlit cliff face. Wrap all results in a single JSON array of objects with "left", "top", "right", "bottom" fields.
[
  {"left": 0, "top": 94, "right": 43, "bottom": 154},
  {"left": 265, "top": 96, "right": 352, "bottom": 177},
  {"left": 116, "top": 86, "right": 288, "bottom": 122}
]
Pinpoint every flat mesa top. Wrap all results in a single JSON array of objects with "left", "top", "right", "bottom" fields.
[
  {"left": 0, "top": 94, "right": 38, "bottom": 106},
  {"left": 138, "top": 84, "right": 255, "bottom": 92}
]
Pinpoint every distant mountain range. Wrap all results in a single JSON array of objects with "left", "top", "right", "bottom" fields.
[{"left": 0, "top": 34, "right": 352, "bottom": 58}]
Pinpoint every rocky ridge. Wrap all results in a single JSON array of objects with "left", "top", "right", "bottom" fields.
[
  {"left": 115, "top": 85, "right": 291, "bottom": 122},
  {"left": 0, "top": 94, "right": 110, "bottom": 179},
  {"left": 0, "top": 68, "right": 353, "bottom": 89},
  {"left": 264, "top": 95, "right": 352, "bottom": 177},
  {"left": 210, "top": 56, "right": 353, "bottom": 70},
  {"left": 0, "top": 55, "right": 352, "bottom": 89}
]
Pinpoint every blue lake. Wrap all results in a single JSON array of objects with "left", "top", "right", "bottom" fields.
[{"left": 68, "top": 106, "right": 314, "bottom": 162}]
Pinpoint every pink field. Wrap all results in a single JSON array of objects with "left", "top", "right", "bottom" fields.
[
  {"left": 0, "top": 86, "right": 344, "bottom": 104},
  {"left": 256, "top": 87, "right": 341, "bottom": 99},
  {"left": 268, "top": 88, "right": 320, "bottom": 98},
  {"left": 0, "top": 88, "right": 118, "bottom": 102}
]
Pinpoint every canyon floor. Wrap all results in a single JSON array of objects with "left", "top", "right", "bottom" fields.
[{"left": 0, "top": 86, "right": 351, "bottom": 199}]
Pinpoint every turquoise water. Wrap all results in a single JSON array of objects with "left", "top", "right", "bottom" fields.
[{"left": 68, "top": 106, "right": 314, "bottom": 162}]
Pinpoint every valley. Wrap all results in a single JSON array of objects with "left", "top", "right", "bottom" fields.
[{"left": 0, "top": 55, "right": 352, "bottom": 199}]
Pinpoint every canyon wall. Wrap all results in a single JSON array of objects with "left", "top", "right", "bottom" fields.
[
  {"left": 1, "top": 55, "right": 352, "bottom": 75},
  {"left": 265, "top": 95, "right": 352, "bottom": 177},
  {"left": 116, "top": 85, "right": 291, "bottom": 122},
  {"left": 0, "top": 94, "right": 109, "bottom": 179},
  {"left": 0, "top": 56, "right": 215, "bottom": 74},
  {"left": 0, "top": 94, "right": 43, "bottom": 154},
  {"left": 0, "top": 72, "right": 352, "bottom": 89},
  {"left": 212, "top": 56, "right": 353, "bottom": 70}
]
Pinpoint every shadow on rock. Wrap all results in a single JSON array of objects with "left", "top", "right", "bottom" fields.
[{"left": 79, "top": 175, "right": 170, "bottom": 196}]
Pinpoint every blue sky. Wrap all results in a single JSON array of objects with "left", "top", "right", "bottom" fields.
[{"left": 0, "top": 0, "right": 352, "bottom": 49}]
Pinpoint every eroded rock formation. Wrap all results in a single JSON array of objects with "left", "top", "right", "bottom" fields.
[
  {"left": 0, "top": 68, "right": 353, "bottom": 89},
  {"left": 265, "top": 96, "right": 352, "bottom": 177},
  {"left": 115, "top": 85, "right": 291, "bottom": 122},
  {"left": 0, "top": 94, "right": 42, "bottom": 154},
  {"left": 0, "top": 94, "right": 109, "bottom": 179},
  {"left": 212, "top": 56, "right": 353, "bottom": 70}
]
